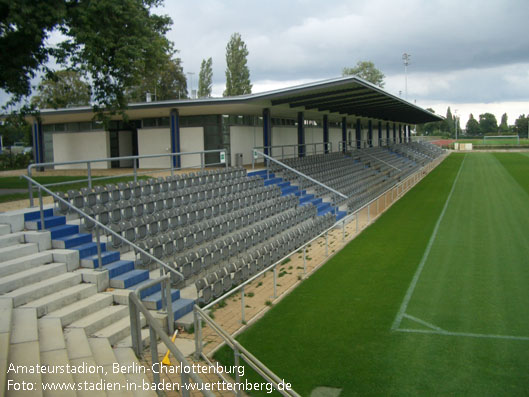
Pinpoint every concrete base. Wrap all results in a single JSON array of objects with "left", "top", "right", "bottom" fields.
[
  {"left": 75, "top": 268, "right": 109, "bottom": 292},
  {"left": 51, "top": 249, "right": 80, "bottom": 272}
]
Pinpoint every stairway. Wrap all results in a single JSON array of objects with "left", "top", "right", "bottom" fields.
[
  {"left": 248, "top": 169, "right": 347, "bottom": 221},
  {"left": 24, "top": 209, "right": 194, "bottom": 324}
]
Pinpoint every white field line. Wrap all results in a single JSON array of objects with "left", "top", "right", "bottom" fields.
[
  {"left": 396, "top": 328, "right": 529, "bottom": 342},
  {"left": 391, "top": 154, "right": 467, "bottom": 331},
  {"left": 402, "top": 314, "right": 446, "bottom": 332}
]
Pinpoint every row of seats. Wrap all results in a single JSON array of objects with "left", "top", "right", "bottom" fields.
[{"left": 195, "top": 213, "right": 336, "bottom": 304}]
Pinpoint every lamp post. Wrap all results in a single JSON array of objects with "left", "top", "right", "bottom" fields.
[
  {"left": 187, "top": 72, "right": 195, "bottom": 99},
  {"left": 402, "top": 53, "right": 411, "bottom": 100},
  {"left": 454, "top": 109, "right": 459, "bottom": 141}
]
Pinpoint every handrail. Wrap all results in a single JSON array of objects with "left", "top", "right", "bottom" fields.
[
  {"left": 21, "top": 175, "right": 184, "bottom": 283},
  {"left": 128, "top": 291, "right": 215, "bottom": 397},
  {"left": 194, "top": 306, "right": 301, "bottom": 397},
  {"left": 253, "top": 142, "right": 332, "bottom": 159},
  {"left": 253, "top": 150, "right": 348, "bottom": 200},
  {"left": 27, "top": 149, "right": 227, "bottom": 207},
  {"left": 360, "top": 151, "right": 402, "bottom": 171}
]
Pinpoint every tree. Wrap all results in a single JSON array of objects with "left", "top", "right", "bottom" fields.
[
  {"left": 416, "top": 108, "right": 443, "bottom": 135},
  {"left": 224, "top": 33, "right": 252, "bottom": 97},
  {"left": 441, "top": 106, "right": 454, "bottom": 136},
  {"left": 31, "top": 70, "right": 91, "bottom": 109},
  {"left": 1, "top": 0, "right": 173, "bottom": 115},
  {"left": 127, "top": 54, "right": 187, "bottom": 102},
  {"left": 465, "top": 114, "right": 481, "bottom": 136},
  {"left": 0, "top": 112, "right": 31, "bottom": 147},
  {"left": 198, "top": 58, "right": 213, "bottom": 98},
  {"left": 499, "top": 112, "right": 509, "bottom": 133},
  {"left": 514, "top": 114, "right": 529, "bottom": 138},
  {"left": 479, "top": 113, "right": 498, "bottom": 134},
  {"left": 342, "top": 61, "right": 385, "bottom": 88}
]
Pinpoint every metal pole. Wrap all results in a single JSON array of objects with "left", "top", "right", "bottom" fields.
[
  {"left": 149, "top": 326, "right": 159, "bottom": 385},
  {"left": 133, "top": 159, "right": 137, "bottom": 183},
  {"left": 325, "top": 231, "right": 328, "bottom": 256},
  {"left": 367, "top": 204, "right": 370, "bottom": 223},
  {"left": 95, "top": 225, "right": 103, "bottom": 270},
  {"left": 241, "top": 286, "right": 245, "bottom": 323},
  {"left": 342, "top": 219, "right": 345, "bottom": 241},
  {"left": 28, "top": 167, "right": 34, "bottom": 207},
  {"left": 87, "top": 162, "right": 92, "bottom": 189},
  {"left": 165, "top": 279, "right": 174, "bottom": 335},
  {"left": 273, "top": 265, "right": 277, "bottom": 298},
  {"left": 194, "top": 308, "right": 200, "bottom": 360},
  {"left": 201, "top": 152, "right": 204, "bottom": 170},
  {"left": 38, "top": 187, "right": 45, "bottom": 230},
  {"left": 181, "top": 372, "right": 191, "bottom": 397},
  {"left": 356, "top": 212, "right": 359, "bottom": 233},
  {"left": 303, "top": 246, "right": 307, "bottom": 275},
  {"left": 234, "top": 347, "right": 242, "bottom": 397}
]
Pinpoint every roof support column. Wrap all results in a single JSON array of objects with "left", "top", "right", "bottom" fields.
[
  {"left": 297, "top": 112, "right": 305, "bottom": 158},
  {"left": 386, "top": 122, "right": 390, "bottom": 146},
  {"left": 263, "top": 108, "right": 271, "bottom": 156},
  {"left": 341, "top": 117, "right": 347, "bottom": 153},
  {"left": 399, "top": 124, "right": 403, "bottom": 144},
  {"left": 378, "top": 121, "right": 382, "bottom": 147},
  {"left": 323, "top": 115, "right": 329, "bottom": 154},
  {"left": 406, "top": 125, "right": 410, "bottom": 143},
  {"left": 170, "top": 109, "right": 181, "bottom": 168},
  {"left": 356, "top": 119, "right": 361, "bottom": 149},
  {"left": 393, "top": 123, "right": 396, "bottom": 144},
  {"left": 368, "top": 120, "right": 373, "bottom": 147},
  {"left": 32, "top": 119, "right": 43, "bottom": 166}
]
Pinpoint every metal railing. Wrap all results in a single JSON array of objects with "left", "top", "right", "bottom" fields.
[
  {"left": 253, "top": 142, "right": 332, "bottom": 160},
  {"left": 27, "top": 149, "right": 227, "bottom": 207},
  {"left": 252, "top": 149, "right": 347, "bottom": 215},
  {"left": 21, "top": 174, "right": 184, "bottom": 283},
  {"left": 128, "top": 279, "right": 215, "bottom": 397}
]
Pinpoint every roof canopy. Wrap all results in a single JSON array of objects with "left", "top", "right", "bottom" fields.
[{"left": 36, "top": 76, "right": 442, "bottom": 125}]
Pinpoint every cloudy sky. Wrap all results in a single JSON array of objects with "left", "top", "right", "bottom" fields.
[{"left": 157, "top": 0, "right": 529, "bottom": 125}]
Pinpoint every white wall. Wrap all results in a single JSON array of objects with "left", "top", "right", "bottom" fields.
[
  {"left": 118, "top": 130, "right": 133, "bottom": 167},
  {"left": 180, "top": 127, "right": 204, "bottom": 168},
  {"left": 271, "top": 126, "right": 297, "bottom": 158},
  {"left": 329, "top": 128, "right": 342, "bottom": 152},
  {"left": 138, "top": 128, "right": 171, "bottom": 168},
  {"left": 53, "top": 131, "right": 110, "bottom": 169},
  {"left": 230, "top": 125, "right": 258, "bottom": 165}
]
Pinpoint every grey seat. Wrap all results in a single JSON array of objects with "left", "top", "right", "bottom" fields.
[{"left": 117, "top": 182, "right": 132, "bottom": 201}]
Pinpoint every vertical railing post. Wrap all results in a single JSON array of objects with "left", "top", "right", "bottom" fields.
[
  {"left": 165, "top": 279, "right": 174, "bottom": 335},
  {"left": 273, "top": 265, "right": 277, "bottom": 298},
  {"left": 234, "top": 346, "right": 242, "bottom": 397},
  {"left": 252, "top": 150, "right": 255, "bottom": 170},
  {"left": 38, "top": 187, "right": 45, "bottom": 230},
  {"left": 241, "top": 286, "right": 245, "bottom": 324},
  {"left": 129, "top": 302, "right": 142, "bottom": 357},
  {"left": 181, "top": 372, "right": 191, "bottom": 397},
  {"left": 28, "top": 166, "right": 34, "bottom": 207},
  {"left": 149, "top": 326, "right": 159, "bottom": 385},
  {"left": 367, "top": 204, "right": 370, "bottom": 223},
  {"left": 325, "top": 231, "right": 328, "bottom": 256},
  {"left": 87, "top": 162, "right": 92, "bottom": 189},
  {"left": 194, "top": 307, "right": 201, "bottom": 360},
  {"left": 303, "top": 246, "right": 307, "bottom": 275},
  {"left": 342, "top": 219, "right": 345, "bottom": 242},
  {"left": 201, "top": 152, "right": 204, "bottom": 170},
  {"left": 95, "top": 225, "right": 103, "bottom": 271},
  {"left": 133, "top": 159, "right": 138, "bottom": 183},
  {"left": 356, "top": 211, "right": 359, "bottom": 233}
]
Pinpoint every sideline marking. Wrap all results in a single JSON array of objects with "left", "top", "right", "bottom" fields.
[
  {"left": 396, "top": 327, "right": 529, "bottom": 342},
  {"left": 391, "top": 154, "right": 467, "bottom": 331}
]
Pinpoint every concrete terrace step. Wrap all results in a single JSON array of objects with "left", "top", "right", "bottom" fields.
[
  {"left": 23, "top": 283, "right": 98, "bottom": 318},
  {"left": 87, "top": 337, "right": 130, "bottom": 392},
  {"left": 7, "top": 308, "right": 43, "bottom": 397},
  {"left": 113, "top": 347, "right": 157, "bottom": 396},
  {"left": 128, "top": 278, "right": 162, "bottom": 299},
  {"left": 47, "top": 224, "right": 79, "bottom": 239},
  {"left": 0, "top": 232, "right": 24, "bottom": 249},
  {"left": 26, "top": 215, "right": 66, "bottom": 230},
  {"left": 109, "top": 269, "right": 149, "bottom": 289},
  {"left": 115, "top": 327, "right": 152, "bottom": 350},
  {"left": 68, "top": 304, "right": 129, "bottom": 336},
  {"left": 0, "top": 251, "right": 53, "bottom": 278},
  {"left": 299, "top": 193, "right": 315, "bottom": 204},
  {"left": 336, "top": 210, "right": 347, "bottom": 221},
  {"left": 75, "top": 241, "right": 107, "bottom": 259},
  {"left": 0, "top": 301, "right": 13, "bottom": 395},
  {"left": 0, "top": 262, "right": 67, "bottom": 295},
  {"left": 3, "top": 271, "right": 81, "bottom": 308},
  {"left": 52, "top": 232, "right": 92, "bottom": 249},
  {"left": 81, "top": 250, "right": 120, "bottom": 268},
  {"left": 45, "top": 293, "right": 114, "bottom": 327},
  {"left": 93, "top": 313, "right": 146, "bottom": 346},
  {"left": 24, "top": 208, "right": 54, "bottom": 222},
  {"left": 0, "top": 242, "right": 39, "bottom": 263},
  {"left": 0, "top": 224, "right": 11, "bottom": 235},
  {"left": 172, "top": 298, "right": 195, "bottom": 320},
  {"left": 264, "top": 177, "right": 282, "bottom": 186},
  {"left": 103, "top": 259, "right": 135, "bottom": 278},
  {"left": 142, "top": 288, "right": 181, "bottom": 311}
]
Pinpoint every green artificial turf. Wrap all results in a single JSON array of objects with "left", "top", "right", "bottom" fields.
[{"left": 215, "top": 153, "right": 529, "bottom": 396}]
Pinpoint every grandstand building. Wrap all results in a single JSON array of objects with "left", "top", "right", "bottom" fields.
[{"left": 31, "top": 76, "right": 441, "bottom": 168}]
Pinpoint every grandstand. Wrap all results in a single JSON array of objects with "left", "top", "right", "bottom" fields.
[{"left": 0, "top": 140, "right": 443, "bottom": 395}]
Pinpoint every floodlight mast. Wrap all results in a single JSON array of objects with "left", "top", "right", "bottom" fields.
[{"left": 402, "top": 53, "right": 411, "bottom": 100}]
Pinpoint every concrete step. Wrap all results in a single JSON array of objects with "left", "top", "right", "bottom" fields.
[
  {"left": 113, "top": 347, "right": 157, "bottom": 396},
  {"left": 299, "top": 193, "right": 315, "bottom": 204},
  {"left": 0, "top": 251, "right": 53, "bottom": 278},
  {"left": 3, "top": 271, "right": 81, "bottom": 308},
  {"left": 23, "top": 283, "right": 98, "bottom": 318},
  {"left": 0, "top": 262, "right": 67, "bottom": 295},
  {"left": 115, "top": 327, "right": 151, "bottom": 350},
  {"left": 23, "top": 208, "right": 54, "bottom": 222},
  {"left": 142, "top": 288, "right": 181, "bottom": 311},
  {"left": 0, "top": 224, "right": 11, "bottom": 235},
  {"left": 38, "top": 318, "right": 66, "bottom": 353},
  {"left": 264, "top": 177, "right": 282, "bottom": 186},
  {"left": 0, "top": 242, "right": 39, "bottom": 263},
  {"left": 6, "top": 308, "right": 43, "bottom": 396},
  {"left": 109, "top": 269, "right": 149, "bottom": 289},
  {"left": 47, "top": 224, "right": 79, "bottom": 239},
  {"left": 45, "top": 293, "right": 113, "bottom": 327},
  {"left": 336, "top": 210, "right": 347, "bottom": 221},
  {"left": 81, "top": 250, "right": 120, "bottom": 268},
  {"left": 128, "top": 278, "right": 162, "bottom": 299},
  {"left": 52, "top": 233, "right": 92, "bottom": 249},
  {"left": 0, "top": 232, "right": 23, "bottom": 249},
  {"left": 74, "top": 241, "right": 107, "bottom": 259},
  {"left": 172, "top": 298, "right": 195, "bottom": 321},
  {"left": 68, "top": 305, "right": 129, "bottom": 336},
  {"left": 40, "top": 349, "right": 76, "bottom": 397},
  {"left": 0, "top": 301, "right": 13, "bottom": 396},
  {"left": 93, "top": 314, "right": 146, "bottom": 347},
  {"left": 103, "top": 259, "right": 135, "bottom": 278},
  {"left": 87, "top": 337, "right": 130, "bottom": 395},
  {"left": 26, "top": 215, "right": 66, "bottom": 230}
]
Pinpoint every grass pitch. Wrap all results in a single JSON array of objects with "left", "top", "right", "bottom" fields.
[{"left": 216, "top": 153, "right": 529, "bottom": 396}]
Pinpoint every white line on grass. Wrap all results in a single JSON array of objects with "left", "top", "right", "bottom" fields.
[
  {"left": 391, "top": 154, "right": 467, "bottom": 331},
  {"left": 396, "top": 328, "right": 529, "bottom": 342},
  {"left": 402, "top": 314, "right": 446, "bottom": 332}
]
